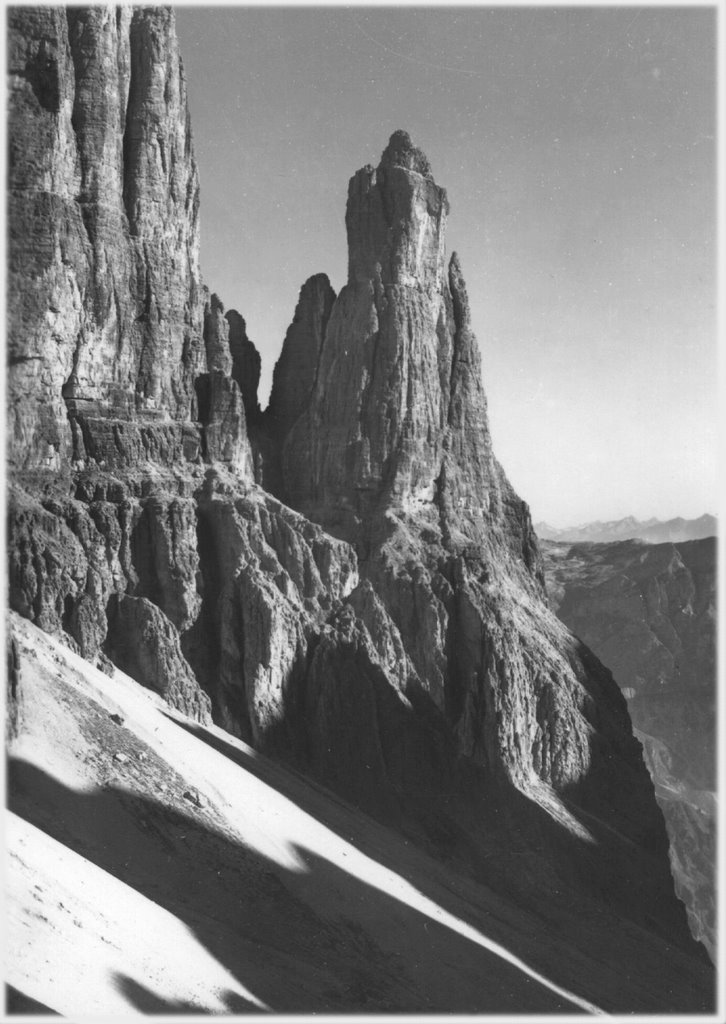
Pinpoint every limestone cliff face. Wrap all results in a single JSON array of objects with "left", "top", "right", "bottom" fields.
[
  {"left": 281, "top": 135, "right": 538, "bottom": 575},
  {"left": 6, "top": 5, "right": 252, "bottom": 723},
  {"left": 273, "top": 132, "right": 641, "bottom": 827},
  {"left": 7, "top": 12, "right": 708, "bottom": 975},
  {"left": 283, "top": 132, "right": 458, "bottom": 526},
  {"left": 7, "top": 6, "right": 218, "bottom": 473}
]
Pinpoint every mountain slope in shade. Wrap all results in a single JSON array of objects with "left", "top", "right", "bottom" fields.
[
  {"left": 6, "top": 613, "right": 715, "bottom": 1016},
  {"left": 542, "top": 537, "right": 717, "bottom": 960},
  {"left": 536, "top": 515, "right": 717, "bottom": 545}
]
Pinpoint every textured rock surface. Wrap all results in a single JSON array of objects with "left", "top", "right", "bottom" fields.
[
  {"left": 6, "top": 5, "right": 254, "bottom": 716},
  {"left": 187, "top": 468, "right": 359, "bottom": 746},
  {"left": 249, "top": 274, "right": 337, "bottom": 495},
  {"left": 7, "top": 6, "right": 206, "bottom": 473},
  {"left": 637, "top": 730, "right": 716, "bottom": 962},
  {"left": 267, "top": 274, "right": 336, "bottom": 441},
  {"left": 543, "top": 537, "right": 717, "bottom": 958},
  {"left": 105, "top": 593, "right": 211, "bottom": 723},
  {"left": 7, "top": 475, "right": 212, "bottom": 720},
  {"left": 6, "top": 9, "right": 712, "bottom": 998},
  {"left": 203, "top": 292, "right": 233, "bottom": 376},
  {"left": 274, "top": 132, "right": 643, "bottom": 820},
  {"left": 196, "top": 371, "right": 252, "bottom": 473}
]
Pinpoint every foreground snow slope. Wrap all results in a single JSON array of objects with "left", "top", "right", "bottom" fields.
[{"left": 6, "top": 613, "right": 714, "bottom": 1015}]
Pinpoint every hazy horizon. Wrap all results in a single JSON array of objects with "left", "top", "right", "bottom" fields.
[
  {"left": 535, "top": 511, "right": 717, "bottom": 530},
  {"left": 175, "top": 4, "right": 717, "bottom": 528}
]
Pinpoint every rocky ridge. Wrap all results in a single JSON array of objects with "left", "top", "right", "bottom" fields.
[{"left": 6, "top": 5, "right": 712, "bottom": 999}]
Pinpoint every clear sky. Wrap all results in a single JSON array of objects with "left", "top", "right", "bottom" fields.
[{"left": 175, "top": 4, "right": 717, "bottom": 527}]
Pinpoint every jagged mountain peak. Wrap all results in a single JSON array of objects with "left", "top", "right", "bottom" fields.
[
  {"left": 298, "top": 271, "right": 334, "bottom": 300},
  {"left": 379, "top": 128, "right": 434, "bottom": 178},
  {"left": 346, "top": 131, "right": 449, "bottom": 288},
  {"left": 266, "top": 273, "right": 336, "bottom": 438},
  {"left": 448, "top": 250, "right": 472, "bottom": 328},
  {"left": 274, "top": 135, "right": 537, "bottom": 583}
]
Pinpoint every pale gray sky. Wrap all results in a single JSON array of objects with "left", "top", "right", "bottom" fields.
[{"left": 175, "top": 4, "right": 717, "bottom": 527}]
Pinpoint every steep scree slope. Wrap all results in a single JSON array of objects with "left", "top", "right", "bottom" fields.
[{"left": 5, "top": 613, "right": 715, "bottom": 1015}]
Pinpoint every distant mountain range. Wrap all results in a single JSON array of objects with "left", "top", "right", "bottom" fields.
[{"left": 535, "top": 514, "right": 716, "bottom": 545}]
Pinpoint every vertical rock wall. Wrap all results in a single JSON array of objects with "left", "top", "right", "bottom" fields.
[
  {"left": 270, "top": 132, "right": 632, "bottom": 818},
  {"left": 6, "top": 5, "right": 249, "bottom": 725},
  {"left": 7, "top": 5, "right": 207, "bottom": 473}
]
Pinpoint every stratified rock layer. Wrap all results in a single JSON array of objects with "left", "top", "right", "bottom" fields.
[
  {"left": 6, "top": 5, "right": 249, "bottom": 720},
  {"left": 7, "top": 6, "right": 210, "bottom": 474}
]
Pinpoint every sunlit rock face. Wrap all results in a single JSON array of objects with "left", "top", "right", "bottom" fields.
[
  {"left": 270, "top": 132, "right": 650, "bottom": 824},
  {"left": 6, "top": 6, "right": 711, "bottom": 988},
  {"left": 7, "top": 6, "right": 215, "bottom": 473},
  {"left": 6, "top": 4, "right": 249, "bottom": 722},
  {"left": 282, "top": 131, "right": 502, "bottom": 531}
]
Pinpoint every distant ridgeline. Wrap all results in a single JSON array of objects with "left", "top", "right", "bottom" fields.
[
  {"left": 535, "top": 514, "right": 717, "bottom": 545},
  {"left": 5, "top": 6, "right": 714, "bottom": 1010}
]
